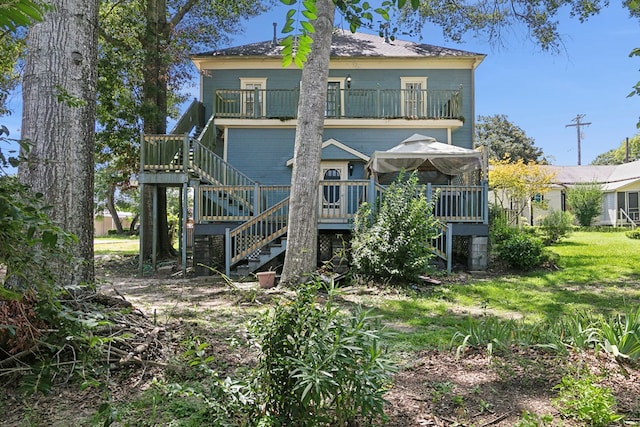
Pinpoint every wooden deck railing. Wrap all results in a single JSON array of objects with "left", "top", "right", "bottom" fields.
[
  {"left": 214, "top": 88, "right": 463, "bottom": 120},
  {"left": 197, "top": 180, "right": 487, "bottom": 224}
]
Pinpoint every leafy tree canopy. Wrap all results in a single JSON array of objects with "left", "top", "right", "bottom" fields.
[
  {"left": 476, "top": 114, "right": 547, "bottom": 164},
  {"left": 489, "top": 156, "right": 555, "bottom": 216},
  {"left": 591, "top": 133, "right": 640, "bottom": 164}
]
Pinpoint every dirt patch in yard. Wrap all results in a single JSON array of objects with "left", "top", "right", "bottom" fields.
[{"left": 2, "top": 255, "right": 639, "bottom": 426}]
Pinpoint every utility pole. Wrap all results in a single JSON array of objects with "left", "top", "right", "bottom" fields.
[{"left": 565, "top": 114, "right": 591, "bottom": 165}]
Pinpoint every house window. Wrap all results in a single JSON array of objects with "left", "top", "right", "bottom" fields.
[
  {"left": 240, "top": 78, "right": 267, "bottom": 117},
  {"left": 401, "top": 77, "right": 427, "bottom": 117}
]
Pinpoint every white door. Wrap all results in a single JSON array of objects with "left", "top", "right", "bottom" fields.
[{"left": 320, "top": 162, "right": 348, "bottom": 220}]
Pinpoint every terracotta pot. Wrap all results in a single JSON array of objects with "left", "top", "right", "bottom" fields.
[{"left": 256, "top": 271, "right": 276, "bottom": 288}]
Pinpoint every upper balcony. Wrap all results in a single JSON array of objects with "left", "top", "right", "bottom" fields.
[{"left": 213, "top": 88, "right": 463, "bottom": 121}]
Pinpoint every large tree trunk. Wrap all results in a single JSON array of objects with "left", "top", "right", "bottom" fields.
[
  {"left": 19, "top": 0, "right": 98, "bottom": 285},
  {"left": 140, "top": 0, "right": 175, "bottom": 260},
  {"left": 280, "top": 0, "right": 335, "bottom": 287}
]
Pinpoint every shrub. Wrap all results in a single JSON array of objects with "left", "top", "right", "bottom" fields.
[
  {"left": 351, "top": 171, "right": 441, "bottom": 283},
  {"left": 625, "top": 229, "right": 640, "bottom": 239},
  {"left": 249, "top": 281, "right": 396, "bottom": 426},
  {"left": 540, "top": 210, "right": 574, "bottom": 244},
  {"left": 489, "top": 205, "right": 517, "bottom": 246},
  {"left": 566, "top": 182, "right": 603, "bottom": 227},
  {"left": 496, "top": 232, "right": 544, "bottom": 271}
]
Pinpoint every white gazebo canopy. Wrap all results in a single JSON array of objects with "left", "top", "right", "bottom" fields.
[{"left": 366, "top": 134, "right": 482, "bottom": 179}]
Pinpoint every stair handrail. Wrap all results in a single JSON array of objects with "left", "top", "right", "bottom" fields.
[
  {"left": 620, "top": 208, "right": 638, "bottom": 228},
  {"left": 429, "top": 222, "right": 453, "bottom": 272},
  {"left": 190, "top": 139, "right": 255, "bottom": 187},
  {"left": 226, "top": 197, "right": 289, "bottom": 276},
  {"left": 195, "top": 111, "right": 216, "bottom": 151},
  {"left": 170, "top": 99, "right": 204, "bottom": 135}
]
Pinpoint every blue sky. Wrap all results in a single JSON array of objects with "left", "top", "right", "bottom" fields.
[
  {"left": 3, "top": 2, "right": 639, "bottom": 167},
  {"left": 228, "top": 1, "right": 640, "bottom": 166}
]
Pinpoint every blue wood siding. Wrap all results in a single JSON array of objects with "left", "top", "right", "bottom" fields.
[
  {"left": 226, "top": 128, "right": 463, "bottom": 185},
  {"left": 202, "top": 68, "right": 474, "bottom": 148}
]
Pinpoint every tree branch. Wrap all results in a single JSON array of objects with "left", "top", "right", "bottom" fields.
[{"left": 170, "top": 0, "right": 199, "bottom": 28}]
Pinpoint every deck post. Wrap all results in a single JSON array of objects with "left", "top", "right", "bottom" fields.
[
  {"left": 368, "top": 177, "right": 376, "bottom": 213},
  {"left": 181, "top": 180, "right": 188, "bottom": 277},
  {"left": 446, "top": 223, "right": 453, "bottom": 272},
  {"left": 138, "top": 182, "right": 145, "bottom": 276},
  {"left": 482, "top": 180, "right": 489, "bottom": 224},
  {"left": 254, "top": 182, "right": 260, "bottom": 217},
  {"left": 152, "top": 185, "right": 158, "bottom": 271},
  {"left": 225, "top": 228, "right": 231, "bottom": 277},
  {"left": 139, "top": 132, "right": 145, "bottom": 276},
  {"left": 426, "top": 182, "right": 432, "bottom": 201}
]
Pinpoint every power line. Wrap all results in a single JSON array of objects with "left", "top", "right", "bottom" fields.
[{"left": 565, "top": 114, "right": 591, "bottom": 165}]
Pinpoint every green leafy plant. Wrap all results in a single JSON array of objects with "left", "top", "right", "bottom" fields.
[
  {"left": 249, "top": 280, "right": 396, "bottom": 426},
  {"left": 565, "top": 182, "right": 603, "bottom": 227},
  {"left": 516, "top": 411, "right": 554, "bottom": 426},
  {"left": 540, "top": 209, "right": 575, "bottom": 244},
  {"left": 596, "top": 307, "right": 640, "bottom": 361},
  {"left": 625, "top": 229, "right": 640, "bottom": 239},
  {"left": 496, "top": 232, "right": 544, "bottom": 271},
  {"left": 351, "top": 171, "right": 442, "bottom": 283},
  {"left": 553, "top": 374, "right": 623, "bottom": 426}
]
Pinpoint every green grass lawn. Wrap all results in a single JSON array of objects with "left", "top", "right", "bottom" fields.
[
  {"left": 370, "top": 231, "right": 640, "bottom": 352},
  {"left": 94, "top": 235, "right": 139, "bottom": 255}
]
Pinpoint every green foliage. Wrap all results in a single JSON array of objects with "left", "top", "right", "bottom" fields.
[
  {"left": 410, "top": 0, "right": 606, "bottom": 52},
  {"left": 249, "top": 281, "right": 396, "bottom": 426},
  {"left": 566, "top": 182, "right": 603, "bottom": 227},
  {"left": 496, "top": 232, "right": 544, "bottom": 271},
  {"left": 596, "top": 307, "right": 640, "bottom": 361},
  {"left": 540, "top": 209, "right": 575, "bottom": 244},
  {"left": 625, "top": 229, "right": 640, "bottom": 239},
  {"left": 592, "top": 133, "right": 640, "bottom": 164},
  {"left": 279, "top": 0, "right": 419, "bottom": 68},
  {"left": 489, "top": 205, "right": 518, "bottom": 246},
  {"left": 516, "top": 411, "right": 555, "bottom": 426},
  {"left": 0, "top": 0, "right": 46, "bottom": 33},
  {"left": 351, "top": 171, "right": 442, "bottom": 283},
  {"left": 553, "top": 374, "right": 623, "bottom": 426},
  {"left": 476, "top": 114, "right": 546, "bottom": 163}
]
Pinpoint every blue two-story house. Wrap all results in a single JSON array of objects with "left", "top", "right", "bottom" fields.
[{"left": 139, "top": 30, "right": 489, "bottom": 277}]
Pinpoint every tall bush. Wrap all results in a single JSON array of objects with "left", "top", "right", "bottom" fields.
[
  {"left": 540, "top": 209, "right": 574, "bottom": 244},
  {"left": 351, "top": 171, "right": 442, "bottom": 282},
  {"left": 566, "top": 182, "right": 603, "bottom": 226},
  {"left": 249, "top": 282, "right": 396, "bottom": 426}
]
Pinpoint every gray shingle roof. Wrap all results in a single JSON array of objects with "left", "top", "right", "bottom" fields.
[
  {"left": 543, "top": 159, "right": 640, "bottom": 187},
  {"left": 194, "top": 29, "right": 484, "bottom": 59}
]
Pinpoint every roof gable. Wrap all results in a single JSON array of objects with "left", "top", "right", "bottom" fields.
[{"left": 286, "top": 139, "right": 369, "bottom": 166}]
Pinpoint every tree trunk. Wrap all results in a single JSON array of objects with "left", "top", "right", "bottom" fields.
[
  {"left": 106, "top": 183, "right": 124, "bottom": 234},
  {"left": 280, "top": 0, "right": 335, "bottom": 287},
  {"left": 19, "top": 0, "right": 98, "bottom": 285},
  {"left": 140, "top": 0, "right": 175, "bottom": 260}
]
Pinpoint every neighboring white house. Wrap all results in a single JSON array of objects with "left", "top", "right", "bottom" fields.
[{"left": 531, "top": 159, "right": 640, "bottom": 226}]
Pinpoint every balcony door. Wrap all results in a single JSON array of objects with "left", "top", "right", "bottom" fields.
[
  {"left": 240, "top": 78, "right": 266, "bottom": 118},
  {"left": 320, "top": 162, "right": 348, "bottom": 220},
  {"left": 326, "top": 81, "right": 342, "bottom": 118},
  {"left": 401, "top": 77, "right": 427, "bottom": 118}
]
